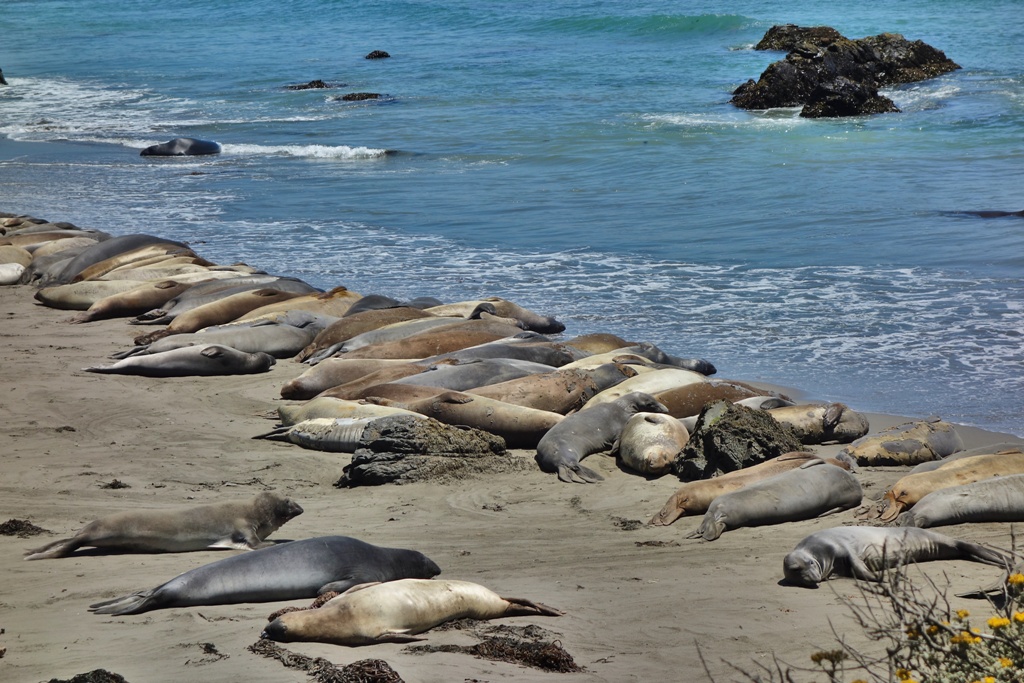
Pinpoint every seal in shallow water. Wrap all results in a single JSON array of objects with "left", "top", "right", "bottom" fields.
[
  {"left": 140, "top": 137, "right": 222, "bottom": 156},
  {"left": 88, "top": 535, "right": 441, "bottom": 615},
  {"left": 261, "top": 578, "right": 562, "bottom": 645},
  {"left": 24, "top": 492, "right": 303, "bottom": 560}
]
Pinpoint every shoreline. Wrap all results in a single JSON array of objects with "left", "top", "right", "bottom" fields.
[{"left": 1, "top": 239, "right": 1023, "bottom": 681}]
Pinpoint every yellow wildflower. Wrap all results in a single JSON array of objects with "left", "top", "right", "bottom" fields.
[
  {"left": 1014, "top": 611, "right": 1024, "bottom": 623},
  {"left": 1007, "top": 573, "right": 1024, "bottom": 585},
  {"left": 999, "top": 657, "right": 1013, "bottom": 667},
  {"left": 956, "top": 609, "right": 971, "bottom": 619},
  {"left": 895, "top": 669, "right": 911, "bottom": 680},
  {"left": 927, "top": 624, "right": 941, "bottom": 635},
  {"left": 988, "top": 616, "right": 1011, "bottom": 629}
]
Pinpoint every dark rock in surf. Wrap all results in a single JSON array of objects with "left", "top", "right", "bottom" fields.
[
  {"left": 340, "top": 92, "right": 381, "bottom": 101},
  {"left": 732, "top": 27, "right": 960, "bottom": 117},
  {"left": 365, "top": 50, "right": 391, "bottom": 60},
  {"left": 286, "top": 79, "right": 331, "bottom": 90},
  {"left": 754, "top": 25, "right": 843, "bottom": 52},
  {"left": 800, "top": 76, "right": 900, "bottom": 118}
]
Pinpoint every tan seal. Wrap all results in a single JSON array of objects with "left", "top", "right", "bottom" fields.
[
  {"left": 24, "top": 492, "right": 303, "bottom": 560},
  {"left": 261, "top": 578, "right": 562, "bottom": 645},
  {"left": 613, "top": 412, "right": 690, "bottom": 476}
]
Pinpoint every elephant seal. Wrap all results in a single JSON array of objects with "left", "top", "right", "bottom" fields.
[
  {"left": 0, "top": 262, "right": 25, "bottom": 284},
  {"left": 879, "top": 450, "right": 1024, "bottom": 522},
  {"left": 468, "top": 362, "right": 638, "bottom": 414},
  {"left": 0, "top": 245, "right": 33, "bottom": 267},
  {"left": 424, "top": 297, "right": 565, "bottom": 334},
  {"left": 613, "top": 412, "right": 689, "bottom": 476},
  {"left": 131, "top": 276, "right": 312, "bottom": 324},
  {"left": 767, "top": 403, "right": 870, "bottom": 444},
  {"left": 372, "top": 390, "right": 564, "bottom": 449},
  {"left": 140, "top": 137, "right": 222, "bottom": 156},
  {"left": 389, "top": 358, "right": 556, "bottom": 391},
  {"left": 536, "top": 392, "right": 669, "bottom": 484},
  {"left": 255, "top": 417, "right": 397, "bottom": 452},
  {"left": 896, "top": 474, "right": 1024, "bottom": 528},
  {"left": 338, "top": 318, "right": 526, "bottom": 361},
  {"left": 261, "top": 579, "right": 562, "bottom": 645},
  {"left": 85, "top": 344, "right": 276, "bottom": 377},
  {"left": 838, "top": 418, "right": 964, "bottom": 466},
  {"left": 650, "top": 452, "right": 833, "bottom": 526},
  {"left": 114, "top": 320, "right": 320, "bottom": 359},
  {"left": 89, "top": 535, "right": 441, "bottom": 615},
  {"left": 689, "top": 461, "right": 862, "bottom": 541},
  {"left": 71, "top": 243, "right": 199, "bottom": 282},
  {"left": 908, "top": 443, "right": 1024, "bottom": 474},
  {"left": 235, "top": 285, "right": 364, "bottom": 321},
  {"left": 70, "top": 279, "right": 198, "bottom": 323},
  {"left": 650, "top": 379, "right": 760, "bottom": 419},
  {"left": 133, "top": 288, "right": 306, "bottom": 345},
  {"left": 24, "top": 492, "right": 303, "bottom": 560},
  {"left": 277, "top": 396, "right": 422, "bottom": 426},
  {"left": 35, "top": 280, "right": 150, "bottom": 311},
  {"left": 421, "top": 334, "right": 584, "bottom": 368},
  {"left": 297, "top": 306, "right": 435, "bottom": 362},
  {"left": 54, "top": 234, "right": 190, "bottom": 284},
  {"left": 582, "top": 367, "right": 708, "bottom": 408},
  {"left": 782, "top": 526, "right": 1010, "bottom": 588},
  {"left": 281, "top": 358, "right": 415, "bottom": 400}
]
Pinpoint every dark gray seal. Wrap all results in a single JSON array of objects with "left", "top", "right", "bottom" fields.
[
  {"left": 782, "top": 526, "right": 1010, "bottom": 588},
  {"left": 88, "top": 535, "right": 441, "bottom": 615},
  {"left": 84, "top": 344, "right": 276, "bottom": 377},
  {"left": 140, "top": 137, "right": 222, "bottom": 156},
  {"left": 536, "top": 391, "right": 669, "bottom": 484},
  {"left": 689, "top": 461, "right": 862, "bottom": 541},
  {"left": 896, "top": 474, "right": 1024, "bottom": 528}
]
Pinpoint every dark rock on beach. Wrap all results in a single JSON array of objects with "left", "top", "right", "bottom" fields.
[
  {"left": 47, "top": 671, "right": 129, "bottom": 683},
  {"left": 336, "top": 415, "right": 529, "bottom": 486},
  {"left": 733, "top": 26, "right": 960, "bottom": 117},
  {"left": 671, "top": 400, "right": 804, "bottom": 481}
]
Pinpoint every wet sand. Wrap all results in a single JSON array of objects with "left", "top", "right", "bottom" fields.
[{"left": 1, "top": 282, "right": 1021, "bottom": 683}]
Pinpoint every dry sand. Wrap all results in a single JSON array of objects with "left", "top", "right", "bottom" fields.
[{"left": 1, "top": 282, "right": 1022, "bottom": 683}]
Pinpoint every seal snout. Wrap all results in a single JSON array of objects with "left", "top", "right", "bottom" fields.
[{"left": 261, "top": 619, "right": 288, "bottom": 642}]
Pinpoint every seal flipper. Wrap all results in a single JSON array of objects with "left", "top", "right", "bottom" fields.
[
  {"left": 24, "top": 536, "right": 84, "bottom": 560},
  {"left": 110, "top": 345, "right": 150, "bottom": 360},
  {"left": 89, "top": 588, "right": 162, "bottom": 615},
  {"left": 693, "top": 514, "right": 726, "bottom": 542},
  {"left": 252, "top": 424, "right": 293, "bottom": 441},
  {"left": 557, "top": 463, "right": 604, "bottom": 484},
  {"left": 500, "top": 597, "right": 564, "bottom": 618},
  {"left": 373, "top": 630, "right": 427, "bottom": 643},
  {"left": 317, "top": 578, "right": 359, "bottom": 595}
]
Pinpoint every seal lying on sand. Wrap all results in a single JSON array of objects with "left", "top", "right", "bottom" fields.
[
  {"left": 85, "top": 344, "right": 276, "bottom": 377},
  {"left": 896, "top": 474, "right": 1024, "bottom": 528},
  {"left": 536, "top": 391, "right": 668, "bottom": 484},
  {"left": 261, "top": 578, "right": 562, "bottom": 645},
  {"left": 89, "top": 535, "right": 441, "bottom": 615},
  {"left": 25, "top": 492, "right": 303, "bottom": 560},
  {"left": 782, "top": 526, "right": 1010, "bottom": 588},
  {"left": 689, "top": 461, "right": 862, "bottom": 541}
]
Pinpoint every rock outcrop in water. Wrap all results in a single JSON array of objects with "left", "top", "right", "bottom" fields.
[{"left": 732, "top": 25, "right": 961, "bottom": 118}]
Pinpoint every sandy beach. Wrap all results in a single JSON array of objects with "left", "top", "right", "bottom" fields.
[{"left": 1, "top": 276, "right": 1022, "bottom": 683}]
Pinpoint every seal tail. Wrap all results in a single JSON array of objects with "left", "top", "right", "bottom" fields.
[
  {"left": 501, "top": 597, "right": 564, "bottom": 618},
  {"left": 24, "top": 537, "right": 82, "bottom": 560},
  {"left": 956, "top": 539, "right": 1014, "bottom": 570},
  {"left": 252, "top": 425, "right": 292, "bottom": 441},
  {"left": 88, "top": 589, "right": 159, "bottom": 615},
  {"left": 556, "top": 463, "right": 604, "bottom": 484}
]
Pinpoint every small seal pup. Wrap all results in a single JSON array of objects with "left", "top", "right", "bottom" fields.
[
  {"left": 89, "top": 535, "right": 441, "bottom": 615},
  {"left": 536, "top": 391, "right": 669, "bottom": 483},
  {"left": 24, "top": 492, "right": 303, "bottom": 560},
  {"left": 782, "top": 526, "right": 1010, "bottom": 588},
  {"left": 261, "top": 578, "right": 562, "bottom": 645}
]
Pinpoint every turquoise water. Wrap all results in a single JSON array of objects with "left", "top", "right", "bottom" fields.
[{"left": 1, "top": 1, "right": 1022, "bottom": 434}]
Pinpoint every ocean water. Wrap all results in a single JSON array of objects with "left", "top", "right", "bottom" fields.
[{"left": 1, "top": 0, "right": 1021, "bottom": 435}]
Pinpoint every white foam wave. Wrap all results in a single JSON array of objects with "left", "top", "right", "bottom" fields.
[
  {"left": 219, "top": 143, "right": 388, "bottom": 159},
  {"left": 639, "top": 110, "right": 807, "bottom": 131}
]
